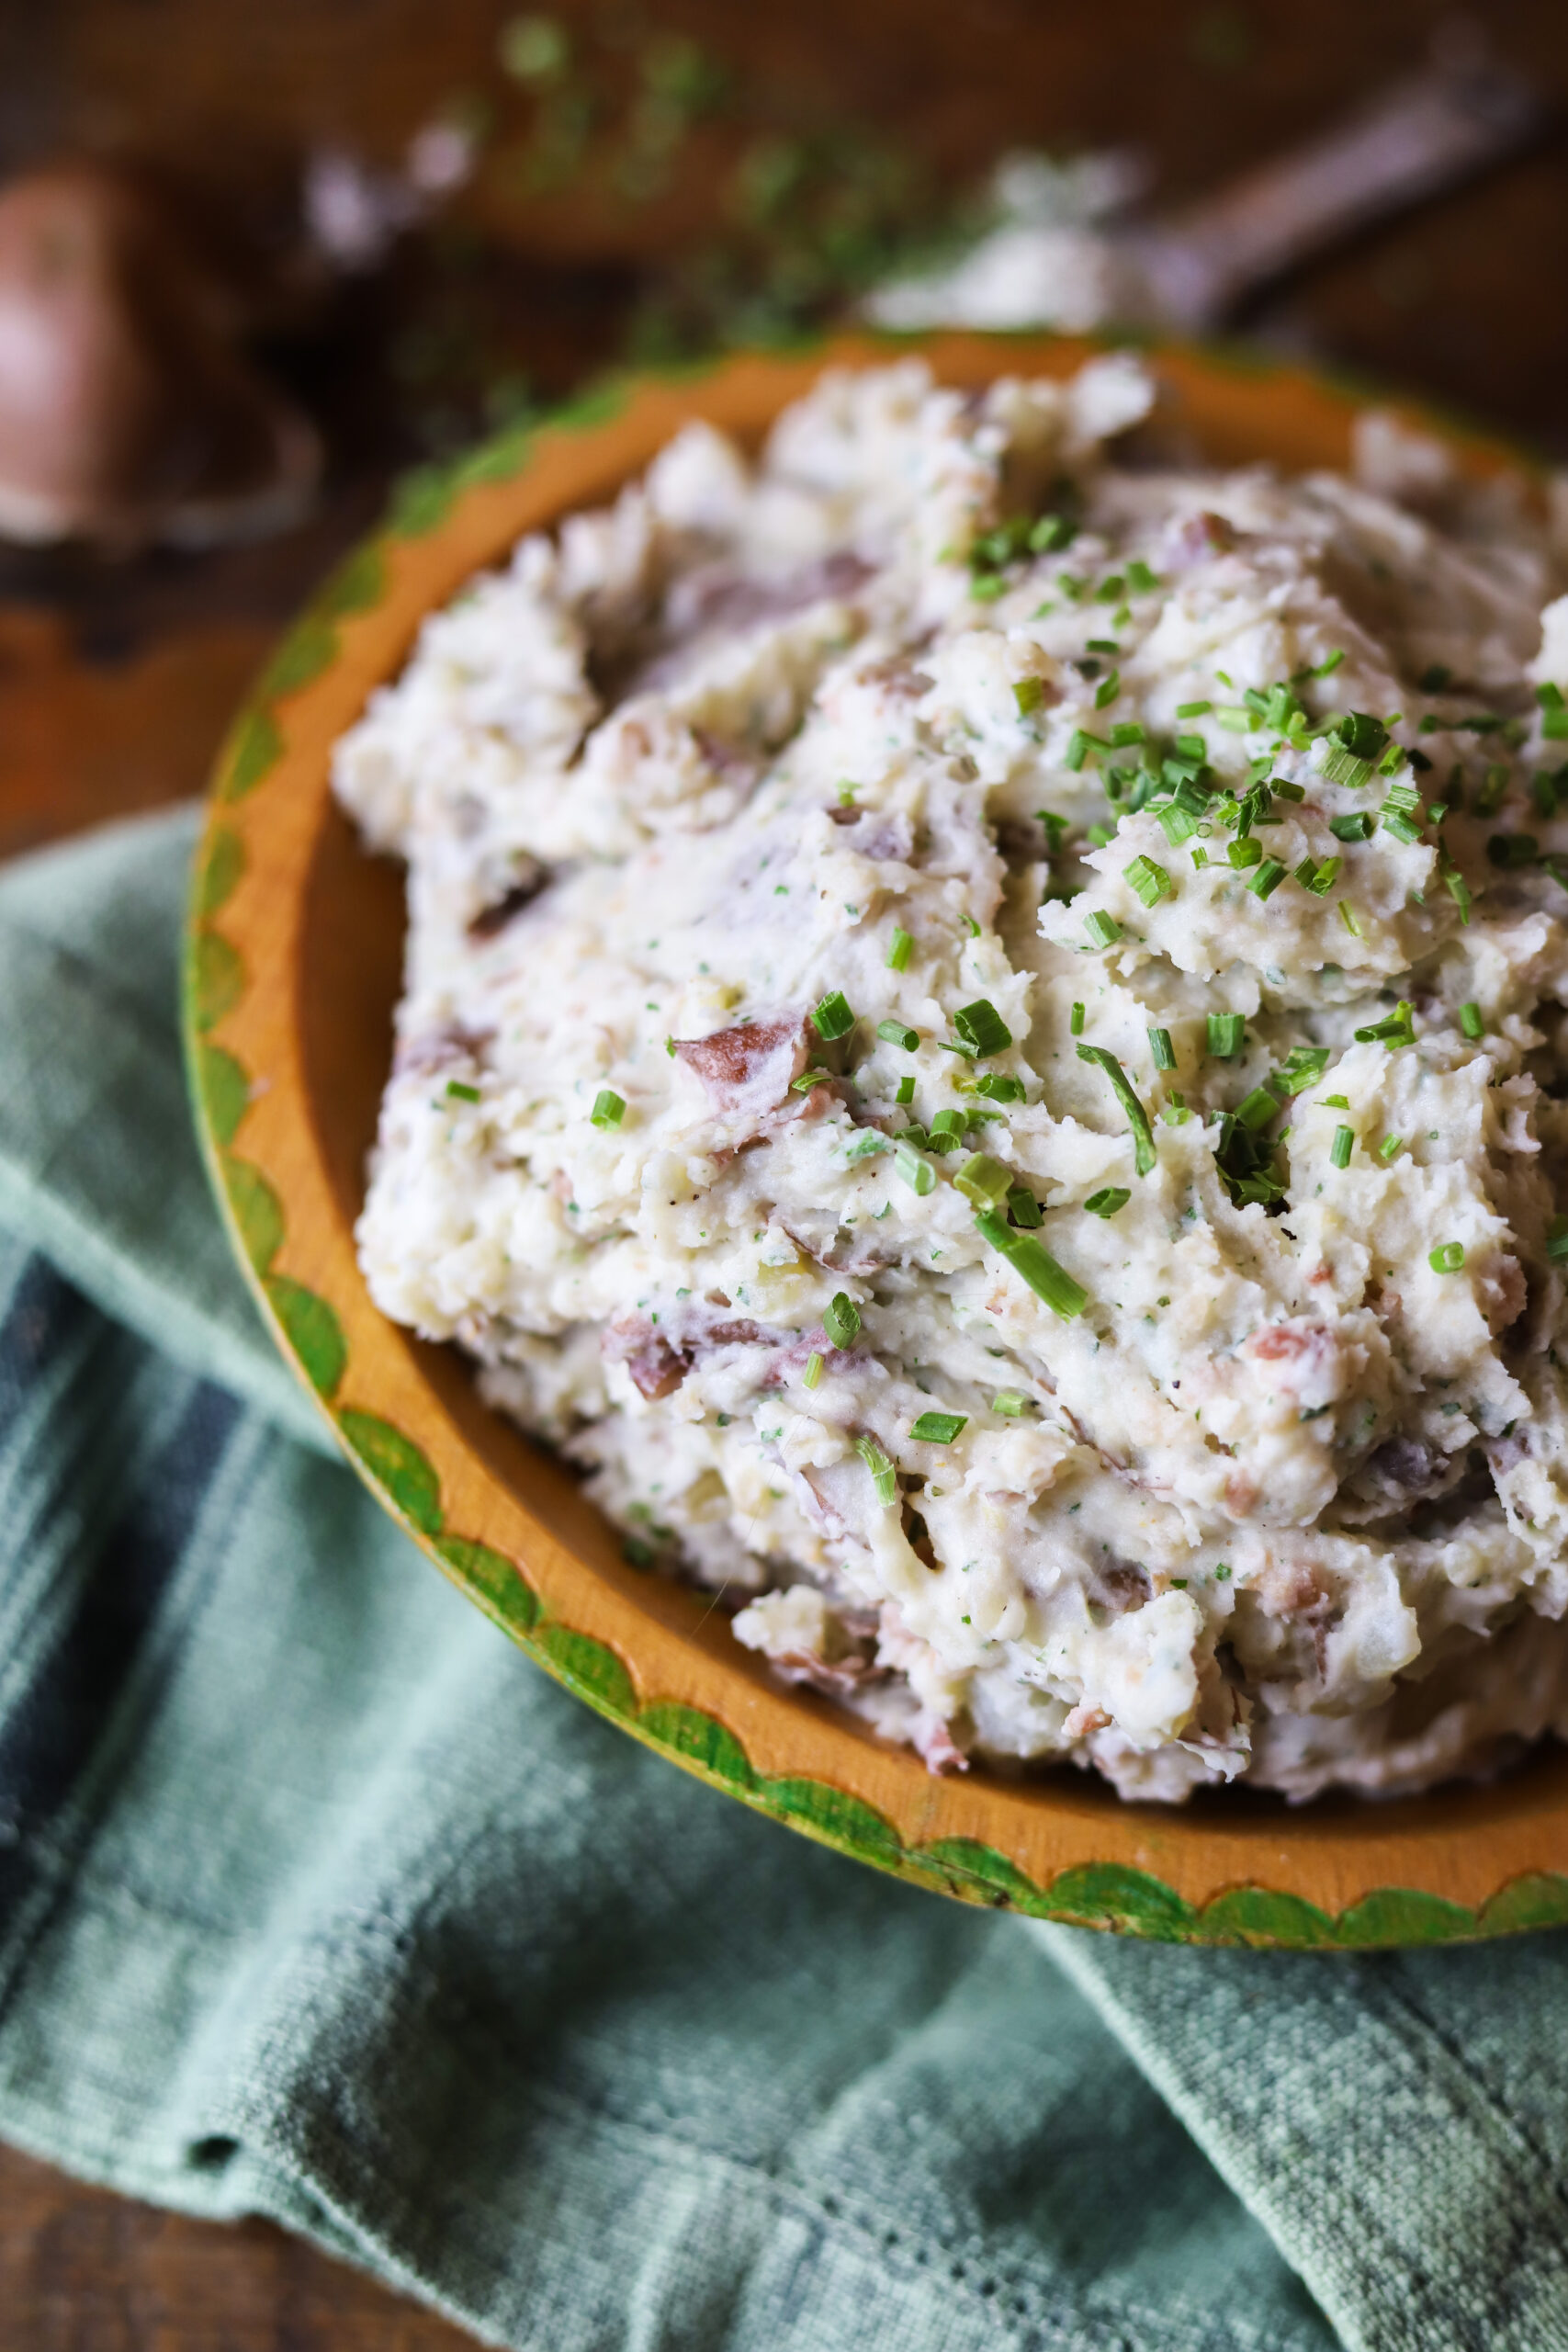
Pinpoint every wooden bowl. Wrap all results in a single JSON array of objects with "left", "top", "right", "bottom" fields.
[{"left": 185, "top": 331, "right": 1568, "bottom": 1950}]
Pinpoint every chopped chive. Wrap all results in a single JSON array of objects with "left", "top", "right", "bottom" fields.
[
  {"left": 1176, "top": 699, "right": 1213, "bottom": 718},
  {"left": 1236, "top": 1087, "right": 1279, "bottom": 1134},
  {"left": 1148, "top": 1026, "right": 1176, "bottom": 1070},
  {"left": 1330, "top": 1125, "right": 1354, "bottom": 1169},
  {"left": 896, "top": 1074, "right": 915, "bottom": 1104},
  {"left": 844, "top": 1131, "right": 890, "bottom": 1161},
  {"left": 791, "top": 1068, "right": 834, "bottom": 1091},
  {"left": 1488, "top": 832, "right": 1539, "bottom": 870},
  {"left": 1247, "top": 857, "right": 1287, "bottom": 900},
  {"left": 894, "top": 1140, "right": 935, "bottom": 1195},
  {"left": 590, "top": 1088, "right": 626, "bottom": 1129},
  {"left": 1297, "top": 855, "right": 1342, "bottom": 898},
  {"left": 1013, "top": 676, "right": 1045, "bottom": 717},
  {"left": 1156, "top": 801, "right": 1201, "bottom": 848},
  {"left": 974, "top": 1072, "right": 1026, "bottom": 1102},
  {"left": 954, "top": 1152, "right": 1011, "bottom": 1209},
  {"left": 1030, "top": 512, "right": 1076, "bottom": 553},
  {"left": 1458, "top": 1001, "right": 1485, "bottom": 1039},
  {"left": 1206, "top": 1012, "right": 1245, "bottom": 1060},
  {"left": 1228, "top": 835, "right": 1263, "bottom": 869},
  {"left": 1330, "top": 811, "right": 1373, "bottom": 841},
  {"left": 1083, "top": 910, "right": 1122, "bottom": 949},
  {"left": 877, "top": 1019, "right": 919, "bottom": 1050},
  {"left": 665, "top": 1035, "right": 677, "bottom": 1057},
  {"left": 1096, "top": 573, "right": 1125, "bottom": 603},
  {"left": 803, "top": 1351, "right": 824, "bottom": 1390},
  {"left": 1474, "top": 764, "right": 1510, "bottom": 816},
  {"left": 927, "top": 1109, "right": 966, "bottom": 1153},
  {"left": 854, "top": 1433, "right": 898, "bottom": 1507},
  {"left": 1339, "top": 900, "right": 1362, "bottom": 937},
  {"left": 1077, "top": 1044, "right": 1157, "bottom": 1176},
  {"left": 1269, "top": 1046, "right": 1331, "bottom": 1096},
  {"left": 1214, "top": 706, "right": 1253, "bottom": 732},
  {"left": 1161, "top": 1095, "right": 1190, "bottom": 1125},
  {"left": 1419, "top": 662, "right": 1451, "bottom": 693},
  {"left": 824, "top": 1293, "right": 862, "bottom": 1348},
  {"left": 812, "top": 989, "right": 855, "bottom": 1040},
  {"left": 886, "top": 929, "right": 914, "bottom": 975},
  {"left": 1066, "top": 728, "right": 1090, "bottom": 771},
  {"left": 1007, "top": 1184, "right": 1043, "bottom": 1229},
  {"left": 1176, "top": 733, "right": 1207, "bottom": 759},
  {"left": 1428, "top": 1241, "right": 1465, "bottom": 1274},
  {"left": 992, "top": 1389, "right": 1029, "bottom": 1416},
  {"left": 974, "top": 1211, "right": 1088, "bottom": 1318},
  {"left": 1378, "top": 1135, "right": 1403, "bottom": 1161},
  {"left": 1094, "top": 670, "right": 1121, "bottom": 710},
  {"left": 446, "top": 1080, "right": 481, "bottom": 1102},
  {"left": 1323, "top": 1094, "right": 1349, "bottom": 1109},
  {"left": 1085, "top": 1185, "right": 1131, "bottom": 1217},
  {"left": 1354, "top": 1000, "right": 1416, "bottom": 1049},
  {"left": 1110, "top": 721, "right": 1145, "bottom": 748},
  {"left": 1070, "top": 1001, "right": 1086, "bottom": 1035},
  {"left": 910, "top": 1409, "right": 966, "bottom": 1444},
  {"left": 1087, "top": 822, "right": 1117, "bottom": 848},
  {"left": 1126, "top": 559, "right": 1159, "bottom": 594},
  {"left": 953, "top": 998, "right": 1013, "bottom": 1058},
  {"left": 1123, "top": 854, "right": 1173, "bottom": 907},
  {"left": 970, "top": 573, "right": 1006, "bottom": 602},
  {"left": 1320, "top": 744, "right": 1374, "bottom": 789},
  {"left": 1548, "top": 1218, "right": 1568, "bottom": 1263},
  {"left": 1039, "top": 808, "right": 1069, "bottom": 850}
]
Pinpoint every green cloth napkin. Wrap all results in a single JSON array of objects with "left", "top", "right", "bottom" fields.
[{"left": 1, "top": 807, "right": 1566, "bottom": 2352}]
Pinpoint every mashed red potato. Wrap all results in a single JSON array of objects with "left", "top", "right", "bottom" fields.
[{"left": 333, "top": 353, "right": 1568, "bottom": 1802}]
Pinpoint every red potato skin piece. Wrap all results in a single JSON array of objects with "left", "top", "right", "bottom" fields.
[{"left": 674, "top": 1016, "right": 807, "bottom": 1114}]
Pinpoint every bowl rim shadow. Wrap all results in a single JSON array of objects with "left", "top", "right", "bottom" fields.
[{"left": 184, "top": 326, "right": 1568, "bottom": 1951}]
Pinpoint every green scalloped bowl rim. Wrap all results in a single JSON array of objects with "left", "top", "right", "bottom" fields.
[{"left": 183, "top": 330, "right": 1568, "bottom": 1951}]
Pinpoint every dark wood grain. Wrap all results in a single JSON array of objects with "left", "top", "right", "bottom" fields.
[
  {"left": 0, "top": 2143, "right": 479, "bottom": 2350},
  {"left": 1, "top": 3, "right": 1566, "bottom": 2346}
]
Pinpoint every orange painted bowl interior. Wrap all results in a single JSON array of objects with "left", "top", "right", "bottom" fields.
[{"left": 186, "top": 331, "right": 1568, "bottom": 1949}]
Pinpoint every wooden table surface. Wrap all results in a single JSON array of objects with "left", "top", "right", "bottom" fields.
[{"left": 2, "top": 0, "right": 1567, "bottom": 2342}]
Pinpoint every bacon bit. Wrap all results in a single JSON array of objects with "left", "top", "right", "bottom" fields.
[
  {"left": 1063, "top": 1702, "right": 1111, "bottom": 1738},
  {"left": 674, "top": 1016, "right": 806, "bottom": 1115}
]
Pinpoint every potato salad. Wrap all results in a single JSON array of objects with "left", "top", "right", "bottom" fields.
[{"left": 334, "top": 354, "right": 1568, "bottom": 1801}]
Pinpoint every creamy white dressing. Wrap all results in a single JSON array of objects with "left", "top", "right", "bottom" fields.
[{"left": 334, "top": 356, "right": 1568, "bottom": 1801}]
